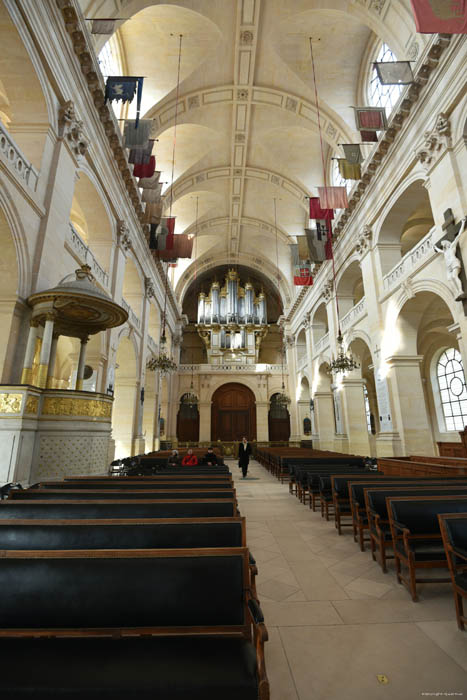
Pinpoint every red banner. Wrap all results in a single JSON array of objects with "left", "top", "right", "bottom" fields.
[
  {"left": 309, "top": 196, "right": 334, "bottom": 220},
  {"left": 294, "top": 265, "right": 314, "bottom": 286},
  {"left": 410, "top": 0, "right": 467, "bottom": 33}
]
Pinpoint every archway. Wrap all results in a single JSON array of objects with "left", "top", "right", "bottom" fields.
[
  {"left": 211, "top": 383, "right": 256, "bottom": 442},
  {"left": 112, "top": 335, "right": 137, "bottom": 458},
  {"left": 268, "top": 393, "right": 291, "bottom": 442},
  {"left": 0, "top": 206, "right": 19, "bottom": 382},
  {"left": 177, "top": 394, "right": 200, "bottom": 443}
]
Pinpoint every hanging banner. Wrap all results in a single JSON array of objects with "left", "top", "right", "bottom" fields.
[
  {"left": 105, "top": 76, "right": 144, "bottom": 126},
  {"left": 91, "top": 19, "right": 116, "bottom": 34},
  {"left": 309, "top": 196, "right": 334, "bottom": 220},
  {"left": 305, "top": 225, "right": 333, "bottom": 262},
  {"left": 139, "top": 171, "right": 161, "bottom": 188},
  {"left": 143, "top": 201, "right": 163, "bottom": 225},
  {"left": 341, "top": 144, "right": 363, "bottom": 164},
  {"left": 360, "top": 130, "right": 379, "bottom": 143},
  {"left": 123, "top": 120, "right": 152, "bottom": 148},
  {"left": 354, "top": 107, "right": 387, "bottom": 131},
  {"left": 133, "top": 156, "right": 156, "bottom": 179},
  {"left": 374, "top": 61, "right": 414, "bottom": 85},
  {"left": 410, "top": 0, "right": 467, "bottom": 33},
  {"left": 318, "top": 186, "right": 348, "bottom": 210},
  {"left": 294, "top": 263, "right": 314, "bottom": 286},
  {"left": 337, "top": 159, "right": 362, "bottom": 180},
  {"left": 141, "top": 183, "right": 162, "bottom": 202}
]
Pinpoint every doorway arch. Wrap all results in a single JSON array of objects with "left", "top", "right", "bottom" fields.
[{"left": 211, "top": 382, "right": 256, "bottom": 441}]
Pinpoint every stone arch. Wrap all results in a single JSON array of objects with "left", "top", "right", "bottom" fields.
[
  {"left": 122, "top": 254, "right": 145, "bottom": 322},
  {"left": 296, "top": 328, "right": 307, "bottom": 365},
  {"left": 71, "top": 169, "right": 115, "bottom": 273},
  {"left": 348, "top": 335, "right": 378, "bottom": 436},
  {"left": 336, "top": 259, "right": 365, "bottom": 321},
  {"left": 375, "top": 177, "right": 435, "bottom": 273},
  {"left": 0, "top": 2, "right": 55, "bottom": 169},
  {"left": 311, "top": 302, "right": 329, "bottom": 349},
  {"left": 147, "top": 302, "right": 160, "bottom": 344},
  {"left": 210, "top": 381, "right": 257, "bottom": 442},
  {"left": 112, "top": 333, "right": 138, "bottom": 459},
  {"left": 0, "top": 199, "right": 29, "bottom": 383}
]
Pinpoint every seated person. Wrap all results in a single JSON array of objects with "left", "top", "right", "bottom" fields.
[
  {"left": 182, "top": 448, "right": 198, "bottom": 466},
  {"left": 167, "top": 449, "right": 181, "bottom": 467},
  {"left": 202, "top": 447, "right": 219, "bottom": 466}
]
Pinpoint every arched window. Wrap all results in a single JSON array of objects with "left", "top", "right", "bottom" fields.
[
  {"left": 437, "top": 348, "right": 467, "bottom": 431},
  {"left": 368, "top": 43, "right": 403, "bottom": 116}
]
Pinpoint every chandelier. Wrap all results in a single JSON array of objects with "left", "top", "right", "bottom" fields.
[
  {"left": 276, "top": 382, "right": 292, "bottom": 407},
  {"left": 328, "top": 330, "right": 359, "bottom": 375},
  {"left": 146, "top": 334, "right": 177, "bottom": 374},
  {"left": 181, "top": 358, "right": 198, "bottom": 406}
]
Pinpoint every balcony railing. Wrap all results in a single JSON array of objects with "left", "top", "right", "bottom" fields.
[
  {"left": 148, "top": 334, "right": 158, "bottom": 355},
  {"left": 296, "top": 353, "right": 308, "bottom": 372},
  {"left": 313, "top": 332, "right": 330, "bottom": 356},
  {"left": 0, "top": 120, "right": 39, "bottom": 191},
  {"left": 67, "top": 223, "right": 110, "bottom": 290},
  {"left": 340, "top": 296, "right": 366, "bottom": 331},
  {"left": 121, "top": 297, "right": 141, "bottom": 330},
  {"left": 382, "top": 226, "right": 437, "bottom": 296},
  {"left": 178, "top": 363, "right": 286, "bottom": 373}
]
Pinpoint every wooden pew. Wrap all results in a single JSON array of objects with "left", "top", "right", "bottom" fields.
[
  {"left": 388, "top": 495, "right": 467, "bottom": 601},
  {"left": 348, "top": 477, "right": 467, "bottom": 551},
  {"left": 0, "top": 548, "right": 269, "bottom": 699},
  {"left": 378, "top": 457, "right": 467, "bottom": 477},
  {"left": 0, "top": 516, "right": 259, "bottom": 602},
  {"left": 11, "top": 489, "right": 237, "bottom": 502},
  {"left": 438, "top": 513, "right": 467, "bottom": 630},
  {"left": 38, "top": 480, "right": 234, "bottom": 490},
  {"left": 0, "top": 499, "right": 238, "bottom": 519},
  {"left": 365, "top": 487, "right": 467, "bottom": 574}
]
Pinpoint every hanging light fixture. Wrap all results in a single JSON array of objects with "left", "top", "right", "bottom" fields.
[
  {"left": 308, "top": 38, "right": 358, "bottom": 379},
  {"left": 328, "top": 329, "right": 359, "bottom": 375},
  {"left": 181, "top": 353, "right": 198, "bottom": 407},
  {"left": 273, "top": 197, "right": 291, "bottom": 407},
  {"left": 147, "top": 35, "right": 183, "bottom": 376}
]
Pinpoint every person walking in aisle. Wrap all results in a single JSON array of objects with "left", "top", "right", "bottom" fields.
[{"left": 238, "top": 436, "right": 252, "bottom": 478}]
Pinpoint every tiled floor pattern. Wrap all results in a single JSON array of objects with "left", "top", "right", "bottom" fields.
[{"left": 230, "top": 459, "right": 467, "bottom": 699}]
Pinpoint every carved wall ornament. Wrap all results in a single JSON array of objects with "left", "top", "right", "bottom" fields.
[
  {"left": 145, "top": 277, "right": 155, "bottom": 299},
  {"left": 355, "top": 225, "right": 372, "bottom": 258},
  {"left": 188, "top": 95, "right": 200, "bottom": 109},
  {"left": 285, "top": 335, "right": 295, "bottom": 347},
  {"left": 58, "top": 101, "right": 88, "bottom": 157},
  {"left": 240, "top": 30, "right": 254, "bottom": 44},
  {"left": 237, "top": 89, "right": 249, "bottom": 101},
  {"left": 401, "top": 278, "right": 416, "bottom": 300},
  {"left": 369, "top": 0, "right": 387, "bottom": 13},
  {"left": 407, "top": 39, "right": 420, "bottom": 61},
  {"left": 415, "top": 113, "right": 452, "bottom": 170},
  {"left": 285, "top": 97, "right": 298, "bottom": 112},
  {"left": 322, "top": 281, "right": 334, "bottom": 302},
  {"left": 117, "top": 220, "right": 131, "bottom": 251},
  {"left": 0, "top": 393, "right": 23, "bottom": 413}
]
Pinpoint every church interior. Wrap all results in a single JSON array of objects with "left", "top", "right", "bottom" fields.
[{"left": 0, "top": 0, "right": 466, "bottom": 697}]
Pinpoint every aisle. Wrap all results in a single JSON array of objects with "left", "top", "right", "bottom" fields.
[{"left": 229, "top": 459, "right": 467, "bottom": 699}]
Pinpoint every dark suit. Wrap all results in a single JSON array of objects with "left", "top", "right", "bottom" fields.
[{"left": 238, "top": 441, "right": 252, "bottom": 477}]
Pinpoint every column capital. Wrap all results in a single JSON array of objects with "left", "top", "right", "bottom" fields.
[
  {"left": 30, "top": 318, "right": 41, "bottom": 328},
  {"left": 385, "top": 354, "right": 424, "bottom": 367}
]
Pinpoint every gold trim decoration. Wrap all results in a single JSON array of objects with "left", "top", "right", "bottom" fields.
[
  {"left": 0, "top": 393, "right": 23, "bottom": 414},
  {"left": 42, "top": 396, "right": 112, "bottom": 418},
  {"left": 25, "top": 396, "right": 39, "bottom": 414},
  {"left": 37, "top": 364, "right": 49, "bottom": 389},
  {"left": 20, "top": 368, "right": 32, "bottom": 384}
]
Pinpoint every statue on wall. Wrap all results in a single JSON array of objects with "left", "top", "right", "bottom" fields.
[{"left": 434, "top": 217, "right": 467, "bottom": 301}]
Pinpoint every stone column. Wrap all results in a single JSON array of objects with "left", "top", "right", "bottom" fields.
[
  {"left": 256, "top": 401, "right": 269, "bottom": 441},
  {"left": 340, "top": 377, "right": 371, "bottom": 456},
  {"left": 37, "top": 314, "right": 55, "bottom": 388},
  {"left": 199, "top": 401, "right": 211, "bottom": 442},
  {"left": 46, "top": 334, "right": 60, "bottom": 388},
  {"left": 75, "top": 337, "right": 89, "bottom": 390},
  {"left": 386, "top": 355, "right": 435, "bottom": 455},
  {"left": 313, "top": 391, "right": 335, "bottom": 450},
  {"left": 285, "top": 334, "right": 300, "bottom": 442},
  {"left": 20, "top": 319, "right": 40, "bottom": 384}
]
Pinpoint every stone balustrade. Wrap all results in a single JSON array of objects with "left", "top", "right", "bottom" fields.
[
  {"left": 313, "top": 332, "right": 330, "bottom": 356},
  {"left": 0, "top": 120, "right": 39, "bottom": 191},
  {"left": 178, "top": 363, "right": 285, "bottom": 373},
  {"left": 296, "top": 354, "right": 308, "bottom": 372},
  {"left": 340, "top": 297, "right": 366, "bottom": 331},
  {"left": 67, "top": 224, "right": 110, "bottom": 290},
  {"left": 148, "top": 334, "right": 158, "bottom": 355},
  {"left": 120, "top": 297, "right": 141, "bottom": 330},
  {"left": 382, "top": 227, "right": 437, "bottom": 295}
]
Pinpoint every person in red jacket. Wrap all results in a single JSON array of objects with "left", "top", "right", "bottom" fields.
[{"left": 182, "top": 448, "right": 198, "bottom": 466}]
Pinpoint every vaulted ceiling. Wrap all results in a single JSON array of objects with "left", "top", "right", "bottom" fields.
[{"left": 81, "top": 0, "right": 419, "bottom": 309}]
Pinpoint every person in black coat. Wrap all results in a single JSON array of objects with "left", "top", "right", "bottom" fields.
[
  {"left": 202, "top": 447, "right": 219, "bottom": 466},
  {"left": 238, "top": 437, "right": 252, "bottom": 478}
]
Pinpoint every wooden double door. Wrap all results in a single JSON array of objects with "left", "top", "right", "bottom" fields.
[{"left": 211, "top": 383, "right": 256, "bottom": 442}]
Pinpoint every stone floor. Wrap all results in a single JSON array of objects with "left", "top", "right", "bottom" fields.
[{"left": 229, "top": 458, "right": 467, "bottom": 700}]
